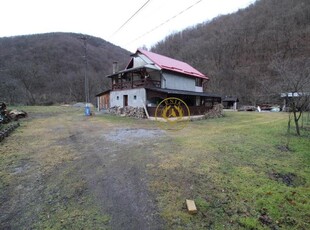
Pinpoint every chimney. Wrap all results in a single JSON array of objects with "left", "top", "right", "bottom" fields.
[{"left": 112, "top": 62, "right": 118, "bottom": 74}]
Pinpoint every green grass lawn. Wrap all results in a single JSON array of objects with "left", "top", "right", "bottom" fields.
[{"left": 148, "top": 111, "right": 310, "bottom": 229}]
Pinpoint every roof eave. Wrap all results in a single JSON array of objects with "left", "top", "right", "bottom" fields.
[
  {"left": 95, "top": 89, "right": 111, "bottom": 97},
  {"left": 146, "top": 87, "right": 221, "bottom": 98},
  {"left": 106, "top": 64, "right": 160, "bottom": 78},
  {"left": 162, "top": 68, "right": 209, "bottom": 80}
]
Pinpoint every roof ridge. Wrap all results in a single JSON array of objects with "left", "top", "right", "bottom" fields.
[{"left": 137, "top": 49, "right": 208, "bottom": 79}]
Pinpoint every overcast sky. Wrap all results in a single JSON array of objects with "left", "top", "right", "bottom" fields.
[{"left": 1, "top": 0, "right": 256, "bottom": 52}]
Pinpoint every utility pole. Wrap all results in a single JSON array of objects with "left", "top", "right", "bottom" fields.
[{"left": 80, "top": 36, "right": 90, "bottom": 115}]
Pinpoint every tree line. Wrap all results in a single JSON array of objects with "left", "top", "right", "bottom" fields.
[
  {"left": 151, "top": 0, "right": 310, "bottom": 107},
  {"left": 0, "top": 33, "right": 130, "bottom": 105}
]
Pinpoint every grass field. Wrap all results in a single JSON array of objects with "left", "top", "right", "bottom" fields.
[
  {"left": 0, "top": 107, "right": 309, "bottom": 229},
  {"left": 0, "top": 107, "right": 112, "bottom": 229},
  {"left": 149, "top": 111, "right": 310, "bottom": 229}
]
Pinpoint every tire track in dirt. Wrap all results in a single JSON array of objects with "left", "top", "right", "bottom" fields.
[
  {"left": 1, "top": 111, "right": 166, "bottom": 229},
  {"left": 63, "top": 118, "right": 166, "bottom": 229}
]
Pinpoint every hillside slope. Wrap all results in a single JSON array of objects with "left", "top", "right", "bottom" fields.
[
  {"left": 152, "top": 0, "right": 310, "bottom": 105},
  {"left": 0, "top": 33, "right": 131, "bottom": 105}
]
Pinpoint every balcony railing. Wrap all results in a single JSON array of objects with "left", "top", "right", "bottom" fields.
[{"left": 112, "top": 79, "right": 161, "bottom": 90}]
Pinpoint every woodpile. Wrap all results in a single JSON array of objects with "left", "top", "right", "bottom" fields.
[
  {"left": 204, "top": 104, "right": 224, "bottom": 119},
  {"left": 108, "top": 106, "right": 146, "bottom": 119},
  {"left": 0, "top": 102, "right": 27, "bottom": 123},
  {"left": 0, "top": 122, "right": 20, "bottom": 142},
  {"left": 0, "top": 102, "right": 26, "bottom": 142},
  {"left": 238, "top": 105, "right": 256, "bottom": 111},
  {"left": 9, "top": 109, "right": 28, "bottom": 120},
  {"left": 124, "top": 106, "right": 146, "bottom": 118},
  {"left": 109, "top": 106, "right": 124, "bottom": 115}
]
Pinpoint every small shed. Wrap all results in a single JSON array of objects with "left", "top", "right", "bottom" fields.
[
  {"left": 96, "top": 90, "right": 110, "bottom": 111},
  {"left": 280, "top": 92, "right": 310, "bottom": 111},
  {"left": 222, "top": 96, "right": 239, "bottom": 110}
]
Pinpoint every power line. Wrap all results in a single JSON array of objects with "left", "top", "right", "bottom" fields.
[
  {"left": 111, "top": 0, "right": 152, "bottom": 38},
  {"left": 127, "top": 0, "right": 203, "bottom": 46}
]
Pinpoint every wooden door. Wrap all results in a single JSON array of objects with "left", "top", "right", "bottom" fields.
[{"left": 123, "top": 95, "right": 128, "bottom": 107}]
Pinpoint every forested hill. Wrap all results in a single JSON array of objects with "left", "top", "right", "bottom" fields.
[
  {"left": 0, "top": 32, "right": 130, "bottom": 105},
  {"left": 152, "top": 0, "right": 310, "bottom": 105},
  {"left": 1, "top": 0, "right": 309, "bottom": 106}
]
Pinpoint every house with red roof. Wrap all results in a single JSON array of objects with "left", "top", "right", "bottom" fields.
[{"left": 96, "top": 49, "right": 221, "bottom": 117}]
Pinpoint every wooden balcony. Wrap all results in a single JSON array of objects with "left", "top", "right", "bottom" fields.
[{"left": 112, "top": 79, "right": 161, "bottom": 90}]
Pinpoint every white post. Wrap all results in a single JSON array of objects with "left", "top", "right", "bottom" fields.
[
  {"left": 140, "top": 98, "right": 149, "bottom": 119},
  {"left": 233, "top": 102, "right": 237, "bottom": 111}
]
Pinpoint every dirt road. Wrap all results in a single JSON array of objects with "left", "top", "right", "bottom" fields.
[{"left": 0, "top": 107, "right": 165, "bottom": 229}]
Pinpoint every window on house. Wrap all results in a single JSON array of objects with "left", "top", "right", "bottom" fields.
[
  {"left": 133, "top": 95, "right": 137, "bottom": 100},
  {"left": 195, "top": 78, "right": 202, "bottom": 87}
]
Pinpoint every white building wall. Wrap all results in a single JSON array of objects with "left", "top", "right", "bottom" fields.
[
  {"left": 110, "top": 88, "right": 146, "bottom": 108},
  {"left": 133, "top": 54, "right": 153, "bottom": 67},
  {"left": 195, "top": 86, "right": 203, "bottom": 92},
  {"left": 163, "top": 72, "right": 196, "bottom": 91}
]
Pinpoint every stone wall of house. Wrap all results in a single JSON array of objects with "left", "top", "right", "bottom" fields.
[
  {"left": 109, "top": 106, "right": 146, "bottom": 119},
  {"left": 110, "top": 88, "right": 146, "bottom": 108}
]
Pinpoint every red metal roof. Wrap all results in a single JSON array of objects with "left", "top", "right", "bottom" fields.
[{"left": 137, "top": 49, "right": 209, "bottom": 80}]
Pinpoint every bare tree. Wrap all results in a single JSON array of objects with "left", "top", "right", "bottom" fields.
[
  {"left": 9, "top": 64, "right": 45, "bottom": 105},
  {"left": 271, "top": 57, "right": 310, "bottom": 135}
]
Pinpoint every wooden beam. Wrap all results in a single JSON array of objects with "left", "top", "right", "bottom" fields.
[
  {"left": 186, "top": 199, "right": 197, "bottom": 214},
  {"left": 141, "top": 99, "right": 149, "bottom": 119}
]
